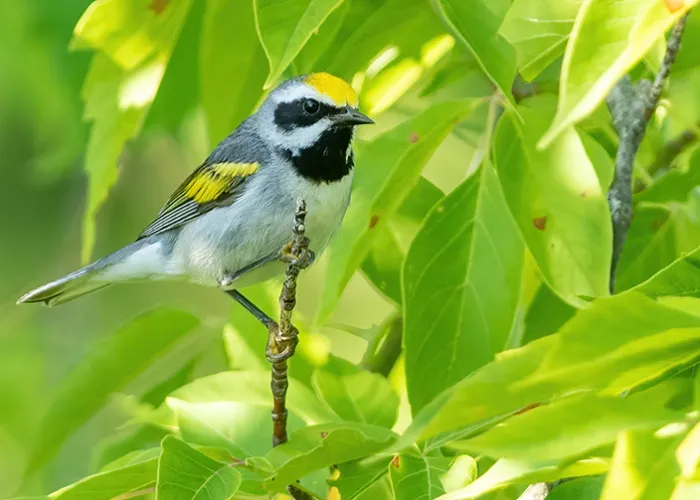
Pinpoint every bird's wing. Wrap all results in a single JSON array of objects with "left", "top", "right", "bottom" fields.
[{"left": 137, "top": 161, "right": 259, "bottom": 239}]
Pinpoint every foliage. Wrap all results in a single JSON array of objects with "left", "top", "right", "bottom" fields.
[{"left": 3, "top": 0, "right": 700, "bottom": 499}]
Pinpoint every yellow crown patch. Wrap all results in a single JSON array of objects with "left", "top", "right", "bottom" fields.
[{"left": 305, "top": 73, "right": 358, "bottom": 108}]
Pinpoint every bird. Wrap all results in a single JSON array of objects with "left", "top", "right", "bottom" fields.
[{"left": 17, "top": 72, "right": 373, "bottom": 308}]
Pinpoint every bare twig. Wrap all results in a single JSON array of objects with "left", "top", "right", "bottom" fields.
[
  {"left": 269, "top": 198, "right": 309, "bottom": 447},
  {"left": 227, "top": 199, "right": 312, "bottom": 500},
  {"left": 606, "top": 14, "right": 688, "bottom": 293},
  {"left": 517, "top": 482, "right": 553, "bottom": 500}
]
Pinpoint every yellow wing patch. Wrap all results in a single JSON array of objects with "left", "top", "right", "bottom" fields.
[
  {"left": 184, "top": 162, "right": 259, "bottom": 204},
  {"left": 305, "top": 72, "right": 358, "bottom": 107}
]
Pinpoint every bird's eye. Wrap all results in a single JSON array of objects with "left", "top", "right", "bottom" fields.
[{"left": 303, "top": 99, "right": 320, "bottom": 114}]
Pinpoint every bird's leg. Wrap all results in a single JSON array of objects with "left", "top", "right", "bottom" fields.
[
  {"left": 278, "top": 240, "right": 315, "bottom": 269},
  {"left": 226, "top": 289, "right": 298, "bottom": 363},
  {"left": 226, "top": 289, "right": 276, "bottom": 329}
]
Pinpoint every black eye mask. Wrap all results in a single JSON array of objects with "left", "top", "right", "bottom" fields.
[{"left": 274, "top": 98, "right": 339, "bottom": 131}]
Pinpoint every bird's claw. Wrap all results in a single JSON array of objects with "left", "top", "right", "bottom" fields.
[
  {"left": 266, "top": 328, "right": 299, "bottom": 363},
  {"left": 278, "top": 241, "right": 315, "bottom": 269}
]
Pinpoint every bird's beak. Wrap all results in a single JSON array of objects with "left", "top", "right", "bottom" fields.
[{"left": 333, "top": 105, "right": 375, "bottom": 126}]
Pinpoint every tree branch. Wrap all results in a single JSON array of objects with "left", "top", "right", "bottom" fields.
[
  {"left": 606, "top": 14, "right": 688, "bottom": 293},
  {"left": 520, "top": 14, "right": 690, "bottom": 500},
  {"left": 647, "top": 127, "right": 698, "bottom": 178},
  {"left": 268, "top": 198, "right": 308, "bottom": 447}
]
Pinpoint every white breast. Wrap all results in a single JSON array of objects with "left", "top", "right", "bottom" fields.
[{"left": 168, "top": 159, "right": 353, "bottom": 287}]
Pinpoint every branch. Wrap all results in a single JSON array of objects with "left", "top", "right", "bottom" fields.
[
  {"left": 517, "top": 482, "right": 553, "bottom": 500},
  {"left": 606, "top": 14, "right": 689, "bottom": 293},
  {"left": 269, "top": 198, "right": 309, "bottom": 447},
  {"left": 227, "top": 198, "right": 313, "bottom": 500}
]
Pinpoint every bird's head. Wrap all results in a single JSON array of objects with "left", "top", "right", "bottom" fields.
[{"left": 256, "top": 72, "right": 373, "bottom": 155}]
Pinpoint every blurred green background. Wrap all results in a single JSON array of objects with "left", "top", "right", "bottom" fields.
[{"left": 0, "top": 0, "right": 483, "bottom": 493}]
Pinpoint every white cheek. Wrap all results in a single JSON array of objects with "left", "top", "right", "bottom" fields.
[{"left": 279, "top": 118, "right": 332, "bottom": 152}]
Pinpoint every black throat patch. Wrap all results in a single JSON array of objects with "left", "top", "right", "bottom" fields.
[{"left": 282, "top": 127, "right": 354, "bottom": 183}]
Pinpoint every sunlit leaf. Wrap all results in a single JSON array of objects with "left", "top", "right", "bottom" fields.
[
  {"left": 403, "top": 163, "right": 523, "bottom": 414},
  {"left": 263, "top": 423, "right": 396, "bottom": 491},
  {"left": 157, "top": 436, "right": 242, "bottom": 499},
  {"left": 28, "top": 309, "right": 199, "bottom": 472},
  {"left": 254, "top": 0, "right": 346, "bottom": 87},
  {"left": 499, "top": 0, "right": 582, "bottom": 81},
  {"left": 312, "top": 369, "right": 399, "bottom": 428},
  {"left": 201, "top": 0, "right": 267, "bottom": 146},
  {"left": 436, "top": 458, "right": 608, "bottom": 499},
  {"left": 599, "top": 430, "right": 683, "bottom": 500},
  {"left": 318, "top": 99, "right": 479, "bottom": 322},
  {"left": 429, "top": 0, "right": 516, "bottom": 101},
  {"left": 460, "top": 392, "right": 683, "bottom": 462},
  {"left": 493, "top": 96, "right": 612, "bottom": 304},
  {"left": 394, "top": 293, "right": 700, "bottom": 446},
  {"left": 329, "top": 458, "right": 393, "bottom": 500},
  {"left": 73, "top": 0, "right": 193, "bottom": 261},
  {"left": 389, "top": 454, "right": 452, "bottom": 499},
  {"left": 539, "top": 0, "right": 697, "bottom": 148},
  {"left": 50, "top": 449, "right": 158, "bottom": 499}
]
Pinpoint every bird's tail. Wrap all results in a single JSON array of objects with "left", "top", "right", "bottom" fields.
[{"left": 17, "top": 239, "right": 159, "bottom": 306}]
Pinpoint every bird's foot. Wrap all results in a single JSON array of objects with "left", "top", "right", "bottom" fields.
[
  {"left": 266, "top": 324, "right": 299, "bottom": 363},
  {"left": 218, "top": 272, "right": 236, "bottom": 289},
  {"left": 278, "top": 241, "right": 315, "bottom": 269}
]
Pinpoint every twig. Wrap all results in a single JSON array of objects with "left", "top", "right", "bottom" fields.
[
  {"left": 516, "top": 482, "right": 553, "bottom": 500},
  {"left": 227, "top": 198, "right": 312, "bottom": 500},
  {"left": 606, "top": 14, "right": 689, "bottom": 293},
  {"left": 269, "top": 198, "right": 309, "bottom": 447},
  {"left": 519, "top": 14, "right": 691, "bottom": 500}
]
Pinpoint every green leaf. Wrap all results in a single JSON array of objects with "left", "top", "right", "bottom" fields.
[
  {"left": 499, "top": 0, "right": 582, "bottom": 82},
  {"left": 361, "top": 177, "right": 444, "bottom": 305},
  {"left": 264, "top": 423, "right": 396, "bottom": 490},
  {"left": 323, "top": 0, "right": 444, "bottom": 80},
  {"left": 599, "top": 430, "right": 683, "bottom": 500},
  {"left": 329, "top": 458, "right": 393, "bottom": 500},
  {"left": 633, "top": 245, "right": 700, "bottom": 299},
  {"left": 615, "top": 205, "right": 677, "bottom": 291},
  {"left": 389, "top": 454, "right": 453, "bottom": 499},
  {"left": 403, "top": 163, "right": 523, "bottom": 414},
  {"left": 438, "top": 458, "right": 608, "bottom": 499},
  {"left": 28, "top": 309, "right": 199, "bottom": 473},
  {"left": 429, "top": 0, "right": 516, "bottom": 101},
  {"left": 677, "top": 421, "right": 700, "bottom": 480},
  {"left": 169, "top": 398, "right": 305, "bottom": 459},
  {"left": 460, "top": 392, "right": 683, "bottom": 462},
  {"left": 493, "top": 96, "right": 612, "bottom": 304},
  {"left": 73, "top": 0, "right": 193, "bottom": 261},
  {"left": 50, "top": 449, "right": 158, "bottom": 499},
  {"left": 547, "top": 476, "right": 604, "bottom": 500},
  {"left": 201, "top": 0, "right": 267, "bottom": 145},
  {"left": 318, "top": 100, "right": 479, "bottom": 321},
  {"left": 161, "top": 371, "right": 338, "bottom": 428},
  {"left": 156, "top": 436, "right": 242, "bottom": 499},
  {"left": 254, "top": 0, "right": 346, "bottom": 87},
  {"left": 522, "top": 284, "right": 577, "bottom": 344},
  {"left": 539, "top": 0, "right": 696, "bottom": 147},
  {"left": 636, "top": 150, "right": 700, "bottom": 204},
  {"left": 312, "top": 369, "right": 399, "bottom": 428},
  {"left": 398, "top": 293, "right": 700, "bottom": 446}
]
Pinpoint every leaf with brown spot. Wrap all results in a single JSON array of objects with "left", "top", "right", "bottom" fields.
[
  {"left": 391, "top": 455, "right": 400, "bottom": 468},
  {"left": 368, "top": 215, "right": 379, "bottom": 229},
  {"left": 409, "top": 133, "right": 420, "bottom": 143},
  {"left": 533, "top": 216, "right": 547, "bottom": 230},
  {"left": 150, "top": 0, "right": 170, "bottom": 14}
]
